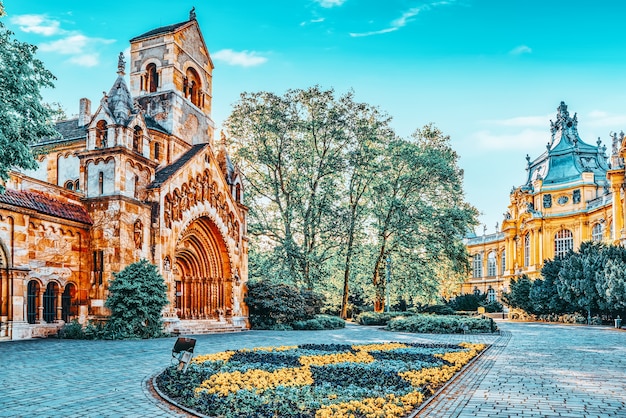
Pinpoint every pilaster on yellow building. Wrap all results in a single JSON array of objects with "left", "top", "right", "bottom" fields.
[{"left": 463, "top": 102, "right": 624, "bottom": 300}]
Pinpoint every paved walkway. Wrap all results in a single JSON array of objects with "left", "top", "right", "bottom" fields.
[{"left": 0, "top": 322, "right": 624, "bottom": 417}]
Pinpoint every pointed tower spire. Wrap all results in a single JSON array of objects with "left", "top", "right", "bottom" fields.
[{"left": 117, "top": 52, "right": 126, "bottom": 76}]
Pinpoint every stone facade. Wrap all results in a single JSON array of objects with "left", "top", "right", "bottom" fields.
[
  {"left": 0, "top": 11, "right": 248, "bottom": 340},
  {"left": 463, "top": 102, "right": 620, "bottom": 301}
]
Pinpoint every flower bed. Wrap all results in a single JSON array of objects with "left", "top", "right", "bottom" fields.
[{"left": 156, "top": 341, "right": 487, "bottom": 418}]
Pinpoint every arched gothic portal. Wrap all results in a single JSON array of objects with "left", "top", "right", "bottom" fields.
[{"left": 174, "top": 216, "right": 233, "bottom": 320}]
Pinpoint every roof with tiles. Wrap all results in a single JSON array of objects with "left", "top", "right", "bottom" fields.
[
  {"left": 148, "top": 144, "right": 208, "bottom": 189},
  {"left": 129, "top": 20, "right": 189, "bottom": 42},
  {"left": 0, "top": 189, "right": 92, "bottom": 225},
  {"left": 37, "top": 118, "right": 87, "bottom": 145}
]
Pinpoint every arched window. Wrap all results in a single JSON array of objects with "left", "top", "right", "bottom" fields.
[
  {"left": 184, "top": 67, "right": 202, "bottom": 107},
  {"left": 146, "top": 63, "right": 158, "bottom": 92},
  {"left": 524, "top": 233, "right": 530, "bottom": 267},
  {"left": 487, "top": 251, "right": 497, "bottom": 276},
  {"left": 133, "top": 126, "right": 143, "bottom": 153},
  {"left": 98, "top": 172, "right": 104, "bottom": 195},
  {"left": 473, "top": 287, "right": 480, "bottom": 296},
  {"left": 74, "top": 179, "right": 80, "bottom": 191},
  {"left": 472, "top": 253, "right": 483, "bottom": 278},
  {"left": 154, "top": 142, "right": 160, "bottom": 161},
  {"left": 235, "top": 183, "right": 241, "bottom": 202},
  {"left": 134, "top": 175, "right": 139, "bottom": 199},
  {"left": 62, "top": 283, "right": 77, "bottom": 322},
  {"left": 64, "top": 180, "right": 74, "bottom": 190},
  {"left": 554, "top": 229, "right": 573, "bottom": 258},
  {"left": 592, "top": 223, "right": 603, "bottom": 242},
  {"left": 501, "top": 249, "right": 506, "bottom": 275},
  {"left": 27, "top": 281, "right": 39, "bottom": 324},
  {"left": 487, "top": 287, "right": 496, "bottom": 302},
  {"left": 96, "top": 120, "right": 107, "bottom": 148},
  {"left": 43, "top": 282, "right": 58, "bottom": 323}
]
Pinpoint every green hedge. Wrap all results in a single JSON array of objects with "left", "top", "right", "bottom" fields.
[
  {"left": 292, "top": 314, "right": 346, "bottom": 330},
  {"left": 356, "top": 311, "right": 415, "bottom": 326},
  {"left": 386, "top": 314, "right": 497, "bottom": 334}
]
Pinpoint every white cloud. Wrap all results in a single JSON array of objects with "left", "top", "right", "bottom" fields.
[
  {"left": 350, "top": 1, "right": 453, "bottom": 38},
  {"left": 11, "top": 14, "right": 61, "bottom": 36},
  {"left": 39, "top": 34, "right": 89, "bottom": 54},
  {"left": 510, "top": 45, "right": 532, "bottom": 55},
  {"left": 586, "top": 110, "right": 626, "bottom": 128},
  {"left": 301, "top": 17, "right": 325, "bottom": 26},
  {"left": 213, "top": 49, "right": 268, "bottom": 67},
  {"left": 472, "top": 129, "right": 547, "bottom": 151},
  {"left": 350, "top": 27, "right": 398, "bottom": 37},
  {"left": 68, "top": 53, "right": 99, "bottom": 67},
  {"left": 316, "top": 0, "right": 346, "bottom": 7},
  {"left": 38, "top": 34, "right": 114, "bottom": 67}
]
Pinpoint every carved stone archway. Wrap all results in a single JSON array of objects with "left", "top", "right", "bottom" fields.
[{"left": 174, "top": 216, "right": 232, "bottom": 319}]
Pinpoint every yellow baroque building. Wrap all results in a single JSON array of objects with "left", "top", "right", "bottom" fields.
[
  {"left": 0, "top": 10, "right": 249, "bottom": 340},
  {"left": 462, "top": 101, "right": 623, "bottom": 301}
]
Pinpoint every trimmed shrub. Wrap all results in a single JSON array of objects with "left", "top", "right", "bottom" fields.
[
  {"left": 245, "top": 280, "right": 325, "bottom": 330},
  {"left": 387, "top": 314, "right": 497, "bottom": 334},
  {"left": 419, "top": 304, "right": 456, "bottom": 315},
  {"left": 105, "top": 259, "right": 168, "bottom": 339},
  {"left": 356, "top": 311, "right": 415, "bottom": 326}
]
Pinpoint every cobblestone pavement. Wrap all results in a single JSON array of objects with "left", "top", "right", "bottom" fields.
[
  {"left": 0, "top": 321, "right": 624, "bottom": 417},
  {"left": 419, "top": 322, "right": 626, "bottom": 418}
]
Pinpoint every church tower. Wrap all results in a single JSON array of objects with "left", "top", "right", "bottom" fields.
[{"left": 128, "top": 8, "right": 215, "bottom": 154}]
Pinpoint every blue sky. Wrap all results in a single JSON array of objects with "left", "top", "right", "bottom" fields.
[{"left": 4, "top": 0, "right": 626, "bottom": 234}]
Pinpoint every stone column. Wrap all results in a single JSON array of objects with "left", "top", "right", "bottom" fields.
[
  {"left": 56, "top": 287, "right": 63, "bottom": 322},
  {"left": 37, "top": 289, "right": 44, "bottom": 324}
]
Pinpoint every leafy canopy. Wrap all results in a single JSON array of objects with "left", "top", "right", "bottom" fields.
[{"left": 0, "top": 3, "right": 57, "bottom": 190}]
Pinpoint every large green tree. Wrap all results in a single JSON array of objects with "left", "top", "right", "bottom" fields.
[
  {"left": 368, "top": 125, "right": 478, "bottom": 311},
  {"left": 0, "top": 3, "right": 57, "bottom": 190},
  {"left": 226, "top": 87, "right": 476, "bottom": 311},
  {"left": 225, "top": 87, "right": 389, "bottom": 290}
]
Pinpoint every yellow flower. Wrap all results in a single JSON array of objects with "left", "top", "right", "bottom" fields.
[{"left": 191, "top": 350, "right": 235, "bottom": 364}]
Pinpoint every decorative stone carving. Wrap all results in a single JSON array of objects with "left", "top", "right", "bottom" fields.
[
  {"left": 557, "top": 195, "right": 569, "bottom": 205},
  {"left": 134, "top": 218, "right": 143, "bottom": 249}
]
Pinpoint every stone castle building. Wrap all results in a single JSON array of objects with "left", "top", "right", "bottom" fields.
[
  {"left": 463, "top": 101, "right": 625, "bottom": 302},
  {"left": 0, "top": 10, "right": 249, "bottom": 340}
]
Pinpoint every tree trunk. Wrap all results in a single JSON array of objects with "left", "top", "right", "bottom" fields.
[{"left": 340, "top": 214, "right": 357, "bottom": 319}]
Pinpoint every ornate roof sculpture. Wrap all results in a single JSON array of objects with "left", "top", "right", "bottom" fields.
[
  {"left": 104, "top": 53, "right": 137, "bottom": 125},
  {"left": 525, "top": 101, "right": 609, "bottom": 188}
]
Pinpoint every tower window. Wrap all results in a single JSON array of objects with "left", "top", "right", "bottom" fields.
[
  {"left": 154, "top": 142, "right": 160, "bottom": 161},
  {"left": 64, "top": 180, "right": 74, "bottom": 190},
  {"left": 184, "top": 67, "right": 202, "bottom": 107},
  {"left": 146, "top": 63, "right": 158, "bottom": 93},
  {"left": 96, "top": 120, "right": 107, "bottom": 148},
  {"left": 93, "top": 250, "right": 104, "bottom": 285},
  {"left": 133, "top": 126, "right": 143, "bottom": 153},
  {"left": 134, "top": 175, "right": 139, "bottom": 199},
  {"left": 98, "top": 172, "right": 104, "bottom": 195}
]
